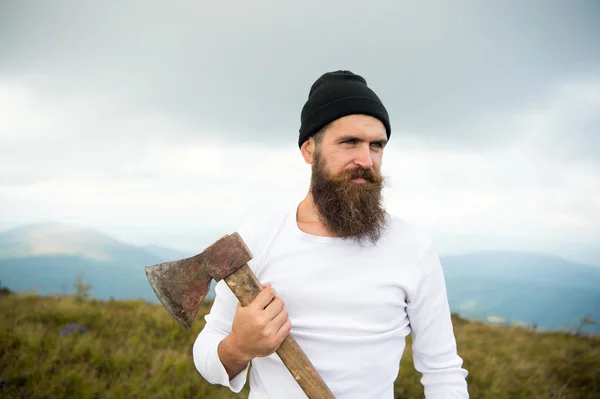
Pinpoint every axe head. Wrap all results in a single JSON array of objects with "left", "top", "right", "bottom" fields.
[{"left": 145, "top": 232, "right": 253, "bottom": 329}]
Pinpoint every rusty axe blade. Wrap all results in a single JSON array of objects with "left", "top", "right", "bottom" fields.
[{"left": 144, "top": 233, "right": 253, "bottom": 329}]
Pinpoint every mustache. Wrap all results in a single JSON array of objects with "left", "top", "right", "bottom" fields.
[{"left": 337, "top": 167, "right": 382, "bottom": 183}]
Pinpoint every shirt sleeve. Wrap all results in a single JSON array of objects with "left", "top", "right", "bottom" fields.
[
  {"left": 406, "top": 239, "right": 470, "bottom": 398},
  {"left": 192, "top": 278, "right": 250, "bottom": 393}
]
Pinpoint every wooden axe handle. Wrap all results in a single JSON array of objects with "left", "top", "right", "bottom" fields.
[{"left": 223, "top": 263, "right": 336, "bottom": 399}]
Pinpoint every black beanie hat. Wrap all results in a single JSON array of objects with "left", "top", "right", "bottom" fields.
[{"left": 298, "top": 70, "right": 391, "bottom": 148}]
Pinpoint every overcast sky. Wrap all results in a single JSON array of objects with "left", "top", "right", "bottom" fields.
[{"left": 1, "top": 1, "right": 599, "bottom": 265}]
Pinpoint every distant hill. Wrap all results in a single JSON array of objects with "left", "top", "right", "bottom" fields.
[
  {"left": 0, "top": 222, "right": 160, "bottom": 263},
  {"left": 0, "top": 223, "right": 598, "bottom": 334},
  {"left": 0, "top": 222, "right": 215, "bottom": 303},
  {"left": 441, "top": 251, "right": 600, "bottom": 333}
]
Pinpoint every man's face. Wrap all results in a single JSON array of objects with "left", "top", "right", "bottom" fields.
[{"left": 307, "top": 114, "right": 389, "bottom": 245}]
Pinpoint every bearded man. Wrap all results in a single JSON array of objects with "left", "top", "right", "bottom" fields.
[{"left": 192, "top": 70, "right": 469, "bottom": 398}]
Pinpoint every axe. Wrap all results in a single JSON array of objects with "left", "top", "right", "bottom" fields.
[{"left": 144, "top": 232, "right": 336, "bottom": 399}]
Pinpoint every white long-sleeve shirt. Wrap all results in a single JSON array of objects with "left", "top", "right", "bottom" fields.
[{"left": 193, "top": 201, "right": 469, "bottom": 398}]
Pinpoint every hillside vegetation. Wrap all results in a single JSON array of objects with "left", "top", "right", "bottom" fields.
[{"left": 1, "top": 287, "right": 599, "bottom": 398}]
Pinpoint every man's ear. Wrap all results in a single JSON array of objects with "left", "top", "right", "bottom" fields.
[{"left": 300, "top": 137, "right": 315, "bottom": 164}]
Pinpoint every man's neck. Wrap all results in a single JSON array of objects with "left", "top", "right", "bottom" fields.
[{"left": 296, "top": 192, "right": 337, "bottom": 238}]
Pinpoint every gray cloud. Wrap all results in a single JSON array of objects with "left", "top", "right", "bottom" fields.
[
  {"left": 1, "top": 0, "right": 599, "bottom": 266},
  {"left": 1, "top": 0, "right": 599, "bottom": 151}
]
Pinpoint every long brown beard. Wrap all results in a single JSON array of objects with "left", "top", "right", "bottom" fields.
[{"left": 310, "top": 149, "right": 388, "bottom": 245}]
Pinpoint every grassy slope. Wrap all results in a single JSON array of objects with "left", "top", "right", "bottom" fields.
[{"left": 1, "top": 291, "right": 599, "bottom": 399}]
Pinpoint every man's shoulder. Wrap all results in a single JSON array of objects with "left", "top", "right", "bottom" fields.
[
  {"left": 236, "top": 200, "right": 293, "bottom": 257},
  {"left": 384, "top": 213, "right": 435, "bottom": 252},
  {"left": 237, "top": 200, "right": 291, "bottom": 235}
]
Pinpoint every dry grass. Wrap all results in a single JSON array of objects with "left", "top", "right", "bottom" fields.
[{"left": 1, "top": 290, "right": 598, "bottom": 398}]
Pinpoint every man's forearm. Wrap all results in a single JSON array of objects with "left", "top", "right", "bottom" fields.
[{"left": 217, "top": 335, "right": 252, "bottom": 380}]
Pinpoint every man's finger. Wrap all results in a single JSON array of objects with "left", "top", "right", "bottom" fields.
[
  {"left": 275, "top": 319, "right": 292, "bottom": 343},
  {"left": 263, "top": 297, "right": 285, "bottom": 320},
  {"left": 250, "top": 284, "right": 276, "bottom": 310}
]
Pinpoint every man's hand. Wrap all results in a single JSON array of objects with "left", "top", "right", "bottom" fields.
[{"left": 218, "top": 284, "right": 292, "bottom": 379}]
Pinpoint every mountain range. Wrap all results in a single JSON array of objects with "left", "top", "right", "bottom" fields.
[
  {"left": 1, "top": 222, "right": 598, "bottom": 334},
  {"left": 0, "top": 222, "right": 205, "bottom": 304}
]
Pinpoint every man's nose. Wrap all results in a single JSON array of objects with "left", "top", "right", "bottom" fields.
[{"left": 353, "top": 145, "right": 374, "bottom": 168}]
